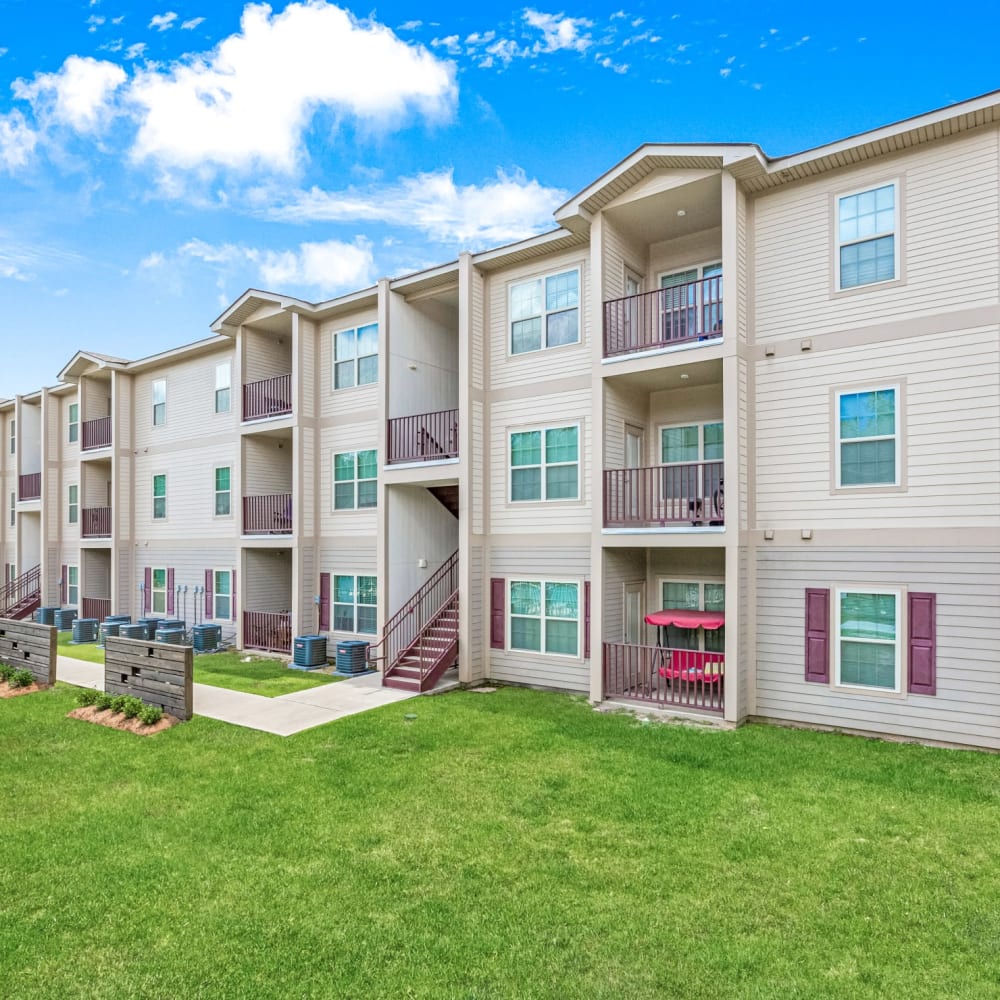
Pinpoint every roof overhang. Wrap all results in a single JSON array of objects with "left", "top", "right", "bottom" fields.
[{"left": 58, "top": 350, "right": 129, "bottom": 383}]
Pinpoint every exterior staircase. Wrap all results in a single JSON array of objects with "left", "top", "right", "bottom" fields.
[
  {"left": 0, "top": 565, "right": 41, "bottom": 621},
  {"left": 370, "top": 550, "right": 458, "bottom": 693}
]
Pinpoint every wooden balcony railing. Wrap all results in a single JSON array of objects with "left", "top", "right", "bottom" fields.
[
  {"left": 81, "top": 416, "right": 112, "bottom": 451},
  {"left": 604, "top": 275, "right": 723, "bottom": 358},
  {"left": 243, "top": 374, "right": 292, "bottom": 421},
  {"left": 18, "top": 473, "right": 40, "bottom": 500},
  {"left": 244, "top": 610, "right": 292, "bottom": 654},
  {"left": 82, "top": 507, "right": 112, "bottom": 538},
  {"left": 387, "top": 409, "right": 459, "bottom": 464},
  {"left": 243, "top": 494, "right": 292, "bottom": 535},
  {"left": 604, "top": 462, "right": 724, "bottom": 528},
  {"left": 603, "top": 642, "right": 724, "bottom": 713},
  {"left": 82, "top": 597, "right": 111, "bottom": 620}
]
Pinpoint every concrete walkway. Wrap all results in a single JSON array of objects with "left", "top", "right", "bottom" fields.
[{"left": 56, "top": 654, "right": 418, "bottom": 736}]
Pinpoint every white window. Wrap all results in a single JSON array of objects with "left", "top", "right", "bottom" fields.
[
  {"left": 659, "top": 261, "right": 723, "bottom": 338},
  {"left": 509, "top": 580, "right": 580, "bottom": 657},
  {"left": 659, "top": 580, "right": 725, "bottom": 654},
  {"left": 837, "top": 182, "right": 897, "bottom": 290},
  {"left": 834, "top": 588, "right": 901, "bottom": 692},
  {"left": 510, "top": 268, "right": 580, "bottom": 354},
  {"left": 213, "top": 570, "right": 232, "bottom": 620},
  {"left": 660, "top": 422, "right": 724, "bottom": 465},
  {"left": 68, "top": 402, "right": 79, "bottom": 443},
  {"left": 68, "top": 484, "right": 78, "bottom": 525},
  {"left": 152, "top": 379, "right": 166, "bottom": 426},
  {"left": 67, "top": 565, "right": 79, "bottom": 607},
  {"left": 152, "top": 474, "right": 167, "bottom": 519},
  {"left": 333, "top": 323, "right": 378, "bottom": 389},
  {"left": 333, "top": 575, "right": 377, "bottom": 634},
  {"left": 333, "top": 450, "right": 377, "bottom": 510},
  {"left": 215, "top": 363, "right": 231, "bottom": 413},
  {"left": 836, "top": 387, "right": 898, "bottom": 487},
  {"left": 214, "top": 467, "right": 231, "bottom": 516},
  {"left": 510, "top": 425, "right": 579, "bottom": 502},
  {"left": 151, "top": 567, "right": 167, "bottom": 614}
]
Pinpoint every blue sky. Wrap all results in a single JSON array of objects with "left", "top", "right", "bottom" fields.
[{"left": 0, "top": 0, "right": 995, "bottom": 397}]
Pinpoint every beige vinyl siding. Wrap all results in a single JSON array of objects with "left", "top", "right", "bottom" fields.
[
  {"left": 387, "top": 294, "right": 459, "bottom": 419},
  {"left": 490, "top": 388, "right": 591, "bottom": 534},
  {"left": 133, "top": 545, "right": 238, "bottom": 616},
  {"left": 466, "top": 542, "right": 485, "bottom": 680},
  {"left": 319, "top": 542, "right": 377, "bottom": 639},
  {"left": 472, "top": 400, "right": 485, "bottom": 535},
  {"left": 386, "top": 486, "right": 457, "bottom": 613},
  {"left": 755, "top": 327, "right": 1000, "bottom": 528},
  {"left": 243, "top": 437, "right": 292, "bottom": 495},
  {"left": 487, "top": 250, "right": 591, "bottom": 391},
  {"left": 604, "top": 381, "right": 649, "bottom": 469},
  {"left": 243, "top": 328, "right": 291, "bottom": 384},
  {"left": 737, "top": 546, "right": 750, "bottom": 721},
  {"left": 755, "top": 546, "right": 1000, "bottom": 749},
  {"left": 297, "top": 545, "right": 316, "bottom": 636},
  {"left": 297, "top": 317, "right": 317, "bottom": 421},
  {"left": 471, "top": 267, "right": 486, "bottom": 391},
  {"left": 602, "top": 547, "right": 646, "bottom": 640},
  {"left": 489, "top": 545, "right": 591, "bottom": 693},
  {"left": 244, "top": 548, "right": 292, "bottom": 613},
  {"left": 754, "top": 129, "right": 999, "bottom": 342},
  {"left": 602, "top": 215, "right": 646, "bottom": 301},
  {"left": 82, "top": 547, "right": 111, "bottom": 602},
  {"left": 735, "top": 187, "right": 749, "bottom": 345},
  {"left": 82, "top": 462, "right": 110, "bottom": 508},
  {"left": 319, "top": 422, "right": 379, "bottom": 534},
  {"left": 300, "top": 425, "right": 315, "bottom": 539},
  {"left": 318, "top": 310, "right": 379, "bottom": 417},
  {"left": 738, "top": 357, "right": 750, "bottom": 531},
  {"left": 648, "top": 227, "right": 722, "bottom": 283},
  {"left": 80, "top": 375, "right": 111, "bottom": 424}
]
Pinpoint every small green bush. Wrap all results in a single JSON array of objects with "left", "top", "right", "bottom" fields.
[
  {"left": 0, "top": 663, "right": 14, "bottom": 682},
  {"left": 9, "top": 668, "right": 35, "bottom": 689},
  {"left": 109, "top": 695, "right": 128, "bottom": 714},
  {"left": 76, "top": 688, "right": 100, "bottom": 707},
  {"left": 94, "top": 692, "right": 114, "bottom": 711},
  {"left": 138, "top": 704, "right": 163, "bottom": 726},
  {"left": 121, "top": 696, "right": 144, "bottom": 719}
]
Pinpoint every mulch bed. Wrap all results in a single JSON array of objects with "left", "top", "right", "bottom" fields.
[
  {"left": 0, "top": 680, "right": 47, "bottom": 698},
  {"left": 67, "top": 705, "right": 180, "bottom": 737}
]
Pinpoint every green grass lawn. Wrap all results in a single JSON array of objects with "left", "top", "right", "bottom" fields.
[
  {"left": 2, "top": 686, "right": 999, "bottom": 999},
  {"left": 56, "top": 633, "right": 335, "bottom": 697}
]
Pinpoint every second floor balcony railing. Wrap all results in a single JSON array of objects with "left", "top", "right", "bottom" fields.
[
  {"left": 243, "top": 493, "right": 292, "bottom": 535},
  {"left": 82, "top": 507, "right": 112, "bottom": 538},
  {"left": 81, "top": 416, "right": 112, "bottom": 451},
  {"left": 387, "top": 408, "right": 459, "bottom": 464},
  {"left": 604, "top": 461, "right": 724, "bottom": 528},
  {"left": 604, "top": 275, "right": 723, "bottom": 358},
  {"left": 243, "top": 374, "right": 292, "bottom": 422},
  {"left": 18, "top": 472, "right": 41, "bottom": 500}
]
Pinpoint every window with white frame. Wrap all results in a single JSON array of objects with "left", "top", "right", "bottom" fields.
[
  {"left": 214, "top": 467, "right": 231, "bottom": 516},
  {"left": 68, "top": 403, "right": 79, "bottom": 443},
  {"left": 834, "top": 588, "right": 900, "bottom": 691},
  {"left": 510, "top": 268, "right": 580, "bottom": 354},
  {"left": 68, "top": 484, "right": 78, "bottom": 524},
  {"left": 333, "top": 575, "right": 376, "bottom": 634},
  {"left": 215, "top": 363, "right": 231, "bottom": 413},
  {"left": 660, "top": 422, "right": 724, "bottom": 465},
  {"left": 837, "top": 387, "right": 897, "bottom": 487},
  {"left": 510, "top": 425, "right": 579, "bottom": 502},
  {"left": 151, "top": 567, "right": 167, "bottom": 614},
  {"left": 509, "top": 580, "right": 580, "bottom": 656},
  {"left": 333, "top": 323, "right": 378, "bottom": 389},
  {"left": 213, "top": 570, "right": 232, "bottom": 620},
  {"left": 660, "top": 262, "right": 723, "bottom": 337},
  {"left": 152, "top": 474, "right": 167, "bottom": 519},
  {"left": 333, "top": 450, "right": 377, "bottom": 510},
  {"left": 152, "top": 379, "right": 166, "bottom": 426},
  {"left": 837, "top": 182, "right": 897, "bottom": 290},
  {"left": 67, "top": 565, "right": 79, "bottom": 607},
  {"left": 660, "top": 580, "right": 725, "bottom": 654}
]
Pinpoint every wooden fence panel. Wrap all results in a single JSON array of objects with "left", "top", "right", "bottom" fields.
[
  {"left": 104, "top": 637, "right": 193, "bottom": 721},
  {"left": 0, "top": 618, "right": 57, "bottom": 686}
]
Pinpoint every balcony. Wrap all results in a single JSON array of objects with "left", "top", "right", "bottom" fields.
[
  {"left": 18, "top": 473, "right": 40, "bottom": 501},
  {"left": 244, "top": 610, "right": 291, "bottom": 654},
  {"left": 81, "top": 416, "right": 112, "bottom": 451},
  {"left": 604, "top": 462, "right": 724, "bottom": 528},
  {"left": 82, "top": 507, "right": 112, "bottom": 539},
  {"left": 603, "top": 275, "right": 722, "bottom": 359},
  {"left": 387, "top": 409, "right": 459, "bottom": 464},
  {"left": 603, "top": 642, "right": 724, "bottom": 713},
  {"left": 243, "top": 374, "right": 291, "bottom": 422},
  {"left": 243, "top": 494, "right": 292, "bottom": 535},
  {"left": 82, "top": 597, "right": 111, "bottom": 620}
]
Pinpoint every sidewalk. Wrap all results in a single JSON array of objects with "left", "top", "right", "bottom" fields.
[{"left": 56, "top": 654, "right": 418, "bottom": 736}]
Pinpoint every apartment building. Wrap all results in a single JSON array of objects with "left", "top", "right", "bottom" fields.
[{"left": 2, "top": 90, "right": 999, "bottom": 749}]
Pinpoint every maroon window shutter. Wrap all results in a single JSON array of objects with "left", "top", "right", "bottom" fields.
[
  {"left": 490, "top": 578, "right": 505, "bottom": 649},
  {"left": 908, "top": 592, "right": 936, "bottom": 696},
  {"left": 231, "top": 569, "right": 237, "bottom": 621},
  {"left": 144, "top": 567, "right": 151, "bottom": 614},
  {"left": 204, "top": 570, "right": 213, "bottom": 618},
  {"left": 61, "top": 564, "right": 67, "bottom": 605},
  {"left": 584, "top": 580, "right": 591, "bottom": 659},
  {"left": 319, "top": 573, "right": 330, "bottom": 631},
  {"left": 166, "top": 568, "right": 175, "bottom": 614},
  {"left": 804, "top": 588, "right": 830, "bottom": 683}
]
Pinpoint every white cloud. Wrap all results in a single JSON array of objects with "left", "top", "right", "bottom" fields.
[
  {"left": 719, "top": 67, "right": 731, "bottom": 78},
  {"left": 269, "top": 167, "right": 566, "bottom": 247},
  {"left": 13, "top": 56, "right": 127, "bottom": 134},
  {"left": 129, "top": 2, "right": 457, "bottom": 172},
  {"left": 181, "top": 17, "right": 205, "bottom": 30},
  {"left": 0, "top": 48, "right": 8, "bottom": 58},
  {"left": 523, "top": 10, "right": 594, "bottom": 54},
  {"left": 431, "top": 34, "right": 462, "bottom": 55},
  {"left": 0, "top": 111, "right": 38, "bottom": 170},
  {"left": 87, "top": 15, "right": 105, "bottom": 32},
  {"left": 150, "top": 12, "right": 178, "bottom": 31},
  {"left": 125, "top": 43, "right": 146, "bottom": 59},
  {"left": 398, "top": 20, "right": 422, "bottom": 31},
  {"left": 140, "top": 251, "right": 165, "bottom": 269},
  {"left": 597, "top": 56, "right": 628, "bottom": 74}
]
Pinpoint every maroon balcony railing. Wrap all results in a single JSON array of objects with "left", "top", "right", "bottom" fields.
[
  {"left": 244, "top": 610, "right": 292, "bottom": 654},
  {"left": 604, "top": 275, "right": 723, "bottom": 358},
  {"left": 82, "top": 597, "right": 111, "bottom": 620},
  {"left": 604, "top": 462, "right": 724, "bottom": 527},
  {"left": 387, "top": 409, "right": 459, "bottom": 464},
  {"left": 243, "top": 374, "right": 292, "bottom": 421},
  {"left": 243, "top": 493, "right": 292, "bottom": 535},
  {"left": 18, "top": 472, "right": 40, "bottom": 500},
  {"left": 81, "top": 416, "right": 112, "bottom": 451},
  {"left": 0, "top": 564, "right": 40, "bottom": 617},
  {"left": 82, "top": 507, "right": 112, "bottom": 538},
  {"left": 604, "top": 642, "right": 725, "bottom": 713}
]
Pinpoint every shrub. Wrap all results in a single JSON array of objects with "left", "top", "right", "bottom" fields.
[
  {"left": 94, "top": 692, "right": 114, "bottom": 711},
  {"left": 0, "top": 663, "right": 14, "bottom": 682},
  {"left": 109, "top": 695, "right": 128, "bottom": 714},
  {"left": 76, "top": 688, "right": 100, "bottom": 707},
  {"left": 138, "top": 704, "right": 163, "bottom": 726},
  {"left": 121, "top": 696, "right": 144, "bottom": 719},
  {"left": 9, "top": 668, "right": 35, "bottom": 689}
]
